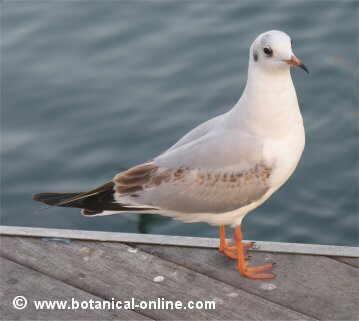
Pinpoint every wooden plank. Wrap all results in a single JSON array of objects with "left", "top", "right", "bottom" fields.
[
  {"left": 0, "top": 236, "right": 314, "bottom": 321},
  {"left": 1, "top": 225, "right": 358, "bottom": 257},
  {"left": 135, "top": 243, "right": 359, "bottom": 321},
  {"left": 331, "top": 256, "right": 359, "bottom": 268},
  {"left": 248, "top": 240, "right": 359, "bottom": 257},
  {"left": 0, "top": 256, "right": 150, "bottom": 321}
]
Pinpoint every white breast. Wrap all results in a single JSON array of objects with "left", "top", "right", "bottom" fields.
[{"left": 264, "top": 121, "right": 305, "bottom": 189}]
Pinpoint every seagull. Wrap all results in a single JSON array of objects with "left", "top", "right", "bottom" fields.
[{"left": 33, "top": 30, "right": 308, "bottom": 279}]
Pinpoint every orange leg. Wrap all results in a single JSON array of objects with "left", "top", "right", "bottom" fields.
[
  {"left": 218, "top": 225, "right": 254, "bottom": 260},
  {"left": 234, "top": 226, "right": 275, "bottom": 279},
  {"left": 219, "top": 225, "right": 228, "bottom": 252}
]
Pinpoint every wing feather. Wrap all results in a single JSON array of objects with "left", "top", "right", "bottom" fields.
[{"left": 113, "top": 115, "right": 274, "bottom": 214}]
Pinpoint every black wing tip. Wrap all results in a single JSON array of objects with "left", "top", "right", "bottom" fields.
[
  {"left": 32, "top": 193, "right": 45, "bottom": 201},
  {"left": 32, "top": 192, "right": 80, "bottom": 206},
  {"left": 33, "top": 193, "right": 41, "bottom": 201},
  {"left": 32, "top": 193, "right": 52, "bottom": 202},
  {"left": 81, "top": 209, "right": 103, "bottom": 216},
  {"left": 33, "top": 194, "right": 56, "bottom": 207}
]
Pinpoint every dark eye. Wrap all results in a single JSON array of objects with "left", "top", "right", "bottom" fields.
[{"left": 263, "top": 47, "right": 273, "bottom": 57}]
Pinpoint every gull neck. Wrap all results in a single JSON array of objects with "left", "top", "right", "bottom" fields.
[{"left": 230, "top": 63, "right": 302, "bottom": 137}]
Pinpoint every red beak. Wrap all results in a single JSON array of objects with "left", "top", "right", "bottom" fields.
[{"left": 283, "top": 55, "right": 309, "bottom": 73}]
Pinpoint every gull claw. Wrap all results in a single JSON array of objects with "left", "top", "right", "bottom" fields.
[
  {"left": 243, "top": 271, "right": 276, "bottom": 279},
  {"left": 242, "top": 264, "right": 275, "bottom": 279},
  {"left": 221, "top": 241, "right": 255, "bottom": 260}
]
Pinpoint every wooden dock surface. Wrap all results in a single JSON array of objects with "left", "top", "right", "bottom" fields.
[{"left": 0, "top": 226, "right": 358, "bottom": 320}]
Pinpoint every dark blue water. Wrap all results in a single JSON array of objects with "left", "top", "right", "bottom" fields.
[{"left": 1, "top": 1, "right": 358, "bottom": 246}]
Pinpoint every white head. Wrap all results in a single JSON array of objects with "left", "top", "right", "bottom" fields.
[{"left": 250, "top": 30, "right": 308, "bottom": 74}]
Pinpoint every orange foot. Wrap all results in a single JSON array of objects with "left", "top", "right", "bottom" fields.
[
  {"left": 241, "top": 264, "right": 275, "bottom": 279},
  {"left": 221, "top": 242, "right": 255, "bottom": 260},
  {"left": 218, "top": 225, "right": 275, "bottom": 279},
  {"left": 219, "top": 225, "right": 254, "bottom": 259}
]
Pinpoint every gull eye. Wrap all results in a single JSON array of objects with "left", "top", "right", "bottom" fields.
[{"left": 263, "top": 47, "right": 273, "bottom": 57}]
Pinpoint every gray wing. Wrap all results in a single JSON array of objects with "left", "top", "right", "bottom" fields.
[
  {"left": 114, "top": 127, "right": 274, "bottom": 214},
  {"left": 164, "top": 113, "right": 225, "bottom": 153}
]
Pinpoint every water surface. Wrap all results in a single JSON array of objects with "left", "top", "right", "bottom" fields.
[{"left": 1, "top": 1, "right": 358, "bottom": 245}]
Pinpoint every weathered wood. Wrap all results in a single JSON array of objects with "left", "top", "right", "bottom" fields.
[
  {"left": 0, "top": 256, "right": 150, "bottom": 321},
  {"left": 1, "top": 225, "right": 358, "bottom": 257},
  {"left": 0, "top": 236, "right": 314, "bottom": 321},
  {"left": 332, "top": 256, "right": 359, "bottom": 268},
  {"left": 136, "top": 243, "right": 359, "bottom": 321}
]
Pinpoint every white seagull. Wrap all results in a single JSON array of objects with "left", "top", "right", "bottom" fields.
[{"left": 34, "top": 30, "right": 308, "bottom": 279}]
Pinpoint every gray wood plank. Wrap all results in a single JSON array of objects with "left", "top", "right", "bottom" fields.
[
  {"left": 0, "top": 236, "right": 314, "bottom": 321},
  {"left": 331, "top": 256, "right": 359, "bottom": 268},
  {"left": 0, "top": 256, "right": 150, "bottom": 321},
  {"left": 135, "top": 243, "right": 359, "bottom": 321},
  {"left": 1, "top": 225, "right": 358, "bottom": 257}
]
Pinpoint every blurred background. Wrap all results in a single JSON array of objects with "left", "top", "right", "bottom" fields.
[{"left": 1, "top": 0, "right": 358, "bottom": 246}]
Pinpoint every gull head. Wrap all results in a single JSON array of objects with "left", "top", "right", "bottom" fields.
[{"left": 250, "top": 30, "right": 308, "bottom": 74}]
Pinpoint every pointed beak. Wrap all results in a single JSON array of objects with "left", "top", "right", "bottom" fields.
[{"left": 283, "top": 55, "right": 309, "bottom": 74}]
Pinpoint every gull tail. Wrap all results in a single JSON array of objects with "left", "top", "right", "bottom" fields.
[{"left": 33, "top": 181, "right": 156, "bottom": 216}]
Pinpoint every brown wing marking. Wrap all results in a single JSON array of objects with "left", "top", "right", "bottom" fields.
[{"left": 114, "top": 162, "right": 158, "bottom": 194}]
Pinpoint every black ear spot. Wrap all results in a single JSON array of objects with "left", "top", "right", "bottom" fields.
[{"left": 253, "top": 51, "right": 258, "bottom": 62}]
